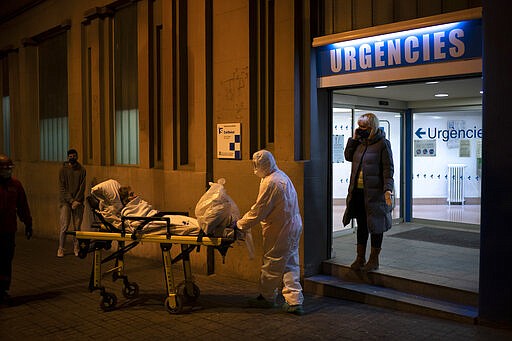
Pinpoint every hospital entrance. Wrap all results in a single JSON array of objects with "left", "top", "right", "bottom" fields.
[{"left": 331, "top": 76, "right": 482, "bottom": 236}]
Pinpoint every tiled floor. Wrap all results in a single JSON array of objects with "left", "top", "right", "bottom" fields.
[
  {"left": 331, "top": 222, "right": 480, "bottom": 293},
  {"left": 333, "top": 204, "right": 480, "bottom": 232},
  {"left": 413, "top": 204, "right": 480, "bottom": 225}
]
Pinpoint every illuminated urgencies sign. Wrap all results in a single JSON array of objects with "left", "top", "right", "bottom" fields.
[{"left": 316, "top": 19, "right": 482, "bottom": 77}]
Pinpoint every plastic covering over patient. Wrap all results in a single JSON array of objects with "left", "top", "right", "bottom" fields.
[{"left": 91, "top": 179, "right": 244, "bottom": 240}]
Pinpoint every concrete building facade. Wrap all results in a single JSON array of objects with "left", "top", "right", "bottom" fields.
[{"left": 1, "top": 0, "right": 511, "bottom": 328}]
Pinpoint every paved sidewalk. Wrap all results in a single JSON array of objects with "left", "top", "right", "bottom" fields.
[{"left": 1, "top": 235, "right": 511, "bottom": 340}]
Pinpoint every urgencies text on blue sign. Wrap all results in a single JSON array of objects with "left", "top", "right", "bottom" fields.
[{"left": 316, "top": 19, "right": 482, "bottom": 77}]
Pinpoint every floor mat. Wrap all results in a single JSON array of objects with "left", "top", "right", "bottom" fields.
[{"left": 389, "top": 227, "right": 480, "bottom": 249}]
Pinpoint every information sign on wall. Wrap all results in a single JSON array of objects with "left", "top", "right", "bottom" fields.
[
  {"left": 332, "top": 135, "right": 345, "bottom": 163},
  {"left": 414, "top": 139, "right": 437, "bottom": 157},
  {"left": 217, "top": 123, "right": 241, "bottom": 159}
]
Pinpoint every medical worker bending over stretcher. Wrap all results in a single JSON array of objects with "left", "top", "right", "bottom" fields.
[{"left": 235, "top": 150, "right": 304, "bottom": 316}]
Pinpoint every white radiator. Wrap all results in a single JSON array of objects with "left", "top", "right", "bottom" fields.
[{"left": 447, "top": 164, "right": 466, "bottom": 205}]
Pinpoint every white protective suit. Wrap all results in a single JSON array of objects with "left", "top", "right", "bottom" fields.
[{"left": 236, "top": 150, "right": 304, "bottom": 306}]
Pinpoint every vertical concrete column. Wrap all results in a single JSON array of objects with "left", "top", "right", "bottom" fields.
[
  {"left": 17, "top": 45, "right": 39, "bottom": 162},
  {"left": 67, "top": 22, "right": 84, "bottom": 155},
  {"left": 83, "top": 11, "right": 113, "bottom": 166},
  {"left": 161, "top": 0, "right": 174, "bottom": 171},
  {"left": 137, "top": 0, "right": 151, "bottom": 169},
  {"left": 7, "top": 52, "right": 20, "bottom": 158},
  {"left": 274, "top": 0, "right": 296, "bottom": 159},
  {"left": 479, "top": 0, "right": 512, "bottom": 328},
  {"left": 188, "top": 0, "right": 207, "bottom": 170}
]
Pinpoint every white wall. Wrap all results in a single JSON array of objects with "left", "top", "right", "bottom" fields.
[
  {"left": 413, "top": 110, "right": 482, "bottom": 199},
  {"left": 332, "top": 108, "right": 482, "bottom": 201},
  {"left": 332, "top": 110, "right": 402, "bottom": 199}
]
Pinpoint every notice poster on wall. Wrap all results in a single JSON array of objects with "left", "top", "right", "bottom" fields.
[
  {"left": 476, "top": 140, "right": 482, "bottom": 158},
  {"left": 447, "top": 120, "right": 465, "bottom": 149},
  {"left": 217, "top": 123, "right": 241, "bottom": 159},
  {"left": 332, "top": 135, "right": 344, "bottom": 163},
  {"left": 414, "top": 139, "right": 436, "bottom": 157},
  {"left": 459, "top": 140, "right": 471, "bottom": 157}
]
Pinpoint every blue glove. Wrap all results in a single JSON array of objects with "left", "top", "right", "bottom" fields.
[{"left": 25, "top": 225, "right": 33, "bottom": 240}]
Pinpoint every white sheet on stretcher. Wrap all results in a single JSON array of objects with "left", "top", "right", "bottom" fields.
[
  {"left": 91, "top": 179, "right": 254, "bottom": 258},
  {"left": 121, "top": 196, "right": 200, "bottom": 235}
]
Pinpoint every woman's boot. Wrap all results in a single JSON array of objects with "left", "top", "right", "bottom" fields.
[
  {"left": 350, "top": 244, "right": 366, "bottom": 270},
  {"left": 363, "top": 247, "right": 381, "bottom": 272}
]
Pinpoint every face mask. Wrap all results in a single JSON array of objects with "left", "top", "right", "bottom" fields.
[
  {"left": 358, "top": 129, "right": 370, "bottom": 139},
  {"left": 0, "top": 169, "right": 12, "bottom": 179}
]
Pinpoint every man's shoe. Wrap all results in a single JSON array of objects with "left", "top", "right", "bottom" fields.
[
  {"left": 248, "top": 294, "right": 275, "bottom": 308},
  {"left": 57, "top": 248, "right": 64, "bottom": 258},
  {"left": 282, "top": 302, "right": 304, "bottom": 316}
]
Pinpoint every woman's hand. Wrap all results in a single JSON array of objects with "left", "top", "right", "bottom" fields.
[
  {"left": 353, "top": 128, "right": 360, "bottom": 139},
  {"left": 385, "top": 191, "right": 393, "bottom": 206}
]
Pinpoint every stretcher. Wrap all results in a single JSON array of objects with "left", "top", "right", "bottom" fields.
[{"left": 68, "top": 196, "right": 236, "bottom": 314}]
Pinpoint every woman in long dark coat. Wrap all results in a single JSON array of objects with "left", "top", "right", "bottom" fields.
[{"left": 343, "top": 113, "right": 394, "bottom": 272}]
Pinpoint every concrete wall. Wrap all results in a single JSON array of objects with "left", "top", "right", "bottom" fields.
[{"left": 0, "top": 0, "right": 306, "bottom": 283}]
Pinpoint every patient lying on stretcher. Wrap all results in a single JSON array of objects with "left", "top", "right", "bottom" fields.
[
  {"left": 91, "top": 179, "right": 238, "bottom": 238},
  {"left": 119, "top": 186, "right": 201, "bottom": 236}
]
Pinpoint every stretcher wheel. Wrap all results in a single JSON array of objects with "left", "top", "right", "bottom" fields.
[
  {"left": 165, "top": 295, "right": 183, "bottom": 314},
  {"left": 122, "top": 282, "right": 139, "bottom": 299},
  {"left": 78, "top": 240, "right": 90, "bottom": 259},
  {"left": 100, "top": 293, "right": 117, "bottom": 311},
  {"left": 178, "top": 282, "right": 200, "bottom": 302}
]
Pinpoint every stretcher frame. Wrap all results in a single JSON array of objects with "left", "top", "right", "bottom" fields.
[{"left": 69, "top": 197, "right": 235, "bottom": 314}]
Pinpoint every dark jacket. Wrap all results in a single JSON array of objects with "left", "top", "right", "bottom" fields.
[
  {"left": 342, "top": 129, "right": 394, "bottom": 233},
  {"left": 59, "top": 161, "right": 86, "bottom": 205},
  {"left": 0, "top": 177, "right": 32, "bottom": 233}
]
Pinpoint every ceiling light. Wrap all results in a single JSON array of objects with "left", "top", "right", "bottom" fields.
[
  {"left": 374, "top": 85, "right": 388, "bottom": 89},
  {"left": 434, "top": 93, "right": 449, "bottom": 97},
  {"left": 479, "top": 90, "right": 483, "bottom": 94},
  {"left": 425, "top": 81, "right": 439, "bottom": 84},
  {"left": 333, "top": 108, "right": 351, "bottom": 113}
]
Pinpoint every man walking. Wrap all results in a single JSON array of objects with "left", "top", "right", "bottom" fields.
[{"left": 0, "top": 154, "right": 32, "bottom": 304}]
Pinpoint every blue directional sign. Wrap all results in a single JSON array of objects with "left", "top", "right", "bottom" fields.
[
  {"left": 415, "top": 128, "right": 426, "bottom": 139},
  {"left": 414, "top": 126, "right": 482, "bottom": 141}
]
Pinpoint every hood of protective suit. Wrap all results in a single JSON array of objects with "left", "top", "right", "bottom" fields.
[{"left": 252, "top": 150, "right": 278, "bottom": 178}]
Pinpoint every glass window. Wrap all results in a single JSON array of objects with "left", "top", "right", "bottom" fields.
[
  {"left": 114, "top": 4, "right": 139, "bottom": 165},
  {"left": 332, "top": 107, "right": 353, "bottom": 233},
  {"left": 2, "top": 96, "right": 9, "bottom": 155},
  {"left": 39, "top": 32, "right": 68, "bottom": 161},
  {"left": 356, "top": 109, "right": 401, "bottom": 222},
  {"left": 2, "top": 57, "right": 9, "bottom": 155},
  {"left": 412, "top": 109, "right": 482, "bottom": 224},
  {"left": 332, "top": 107, "right": 402, "bottom": 234}
]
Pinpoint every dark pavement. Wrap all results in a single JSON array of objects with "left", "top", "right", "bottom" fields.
[{"left": 1, "top": 234, "right": 511, "bottom": 340}]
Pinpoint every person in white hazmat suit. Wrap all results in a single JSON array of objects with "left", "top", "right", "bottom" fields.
[{"left": 235, "top": 150, "right": 304, "bottom": 315}]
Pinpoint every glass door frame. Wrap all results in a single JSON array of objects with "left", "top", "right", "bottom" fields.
[{"left": 331, "top": 99, "right": 405, "bottom": 238}]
